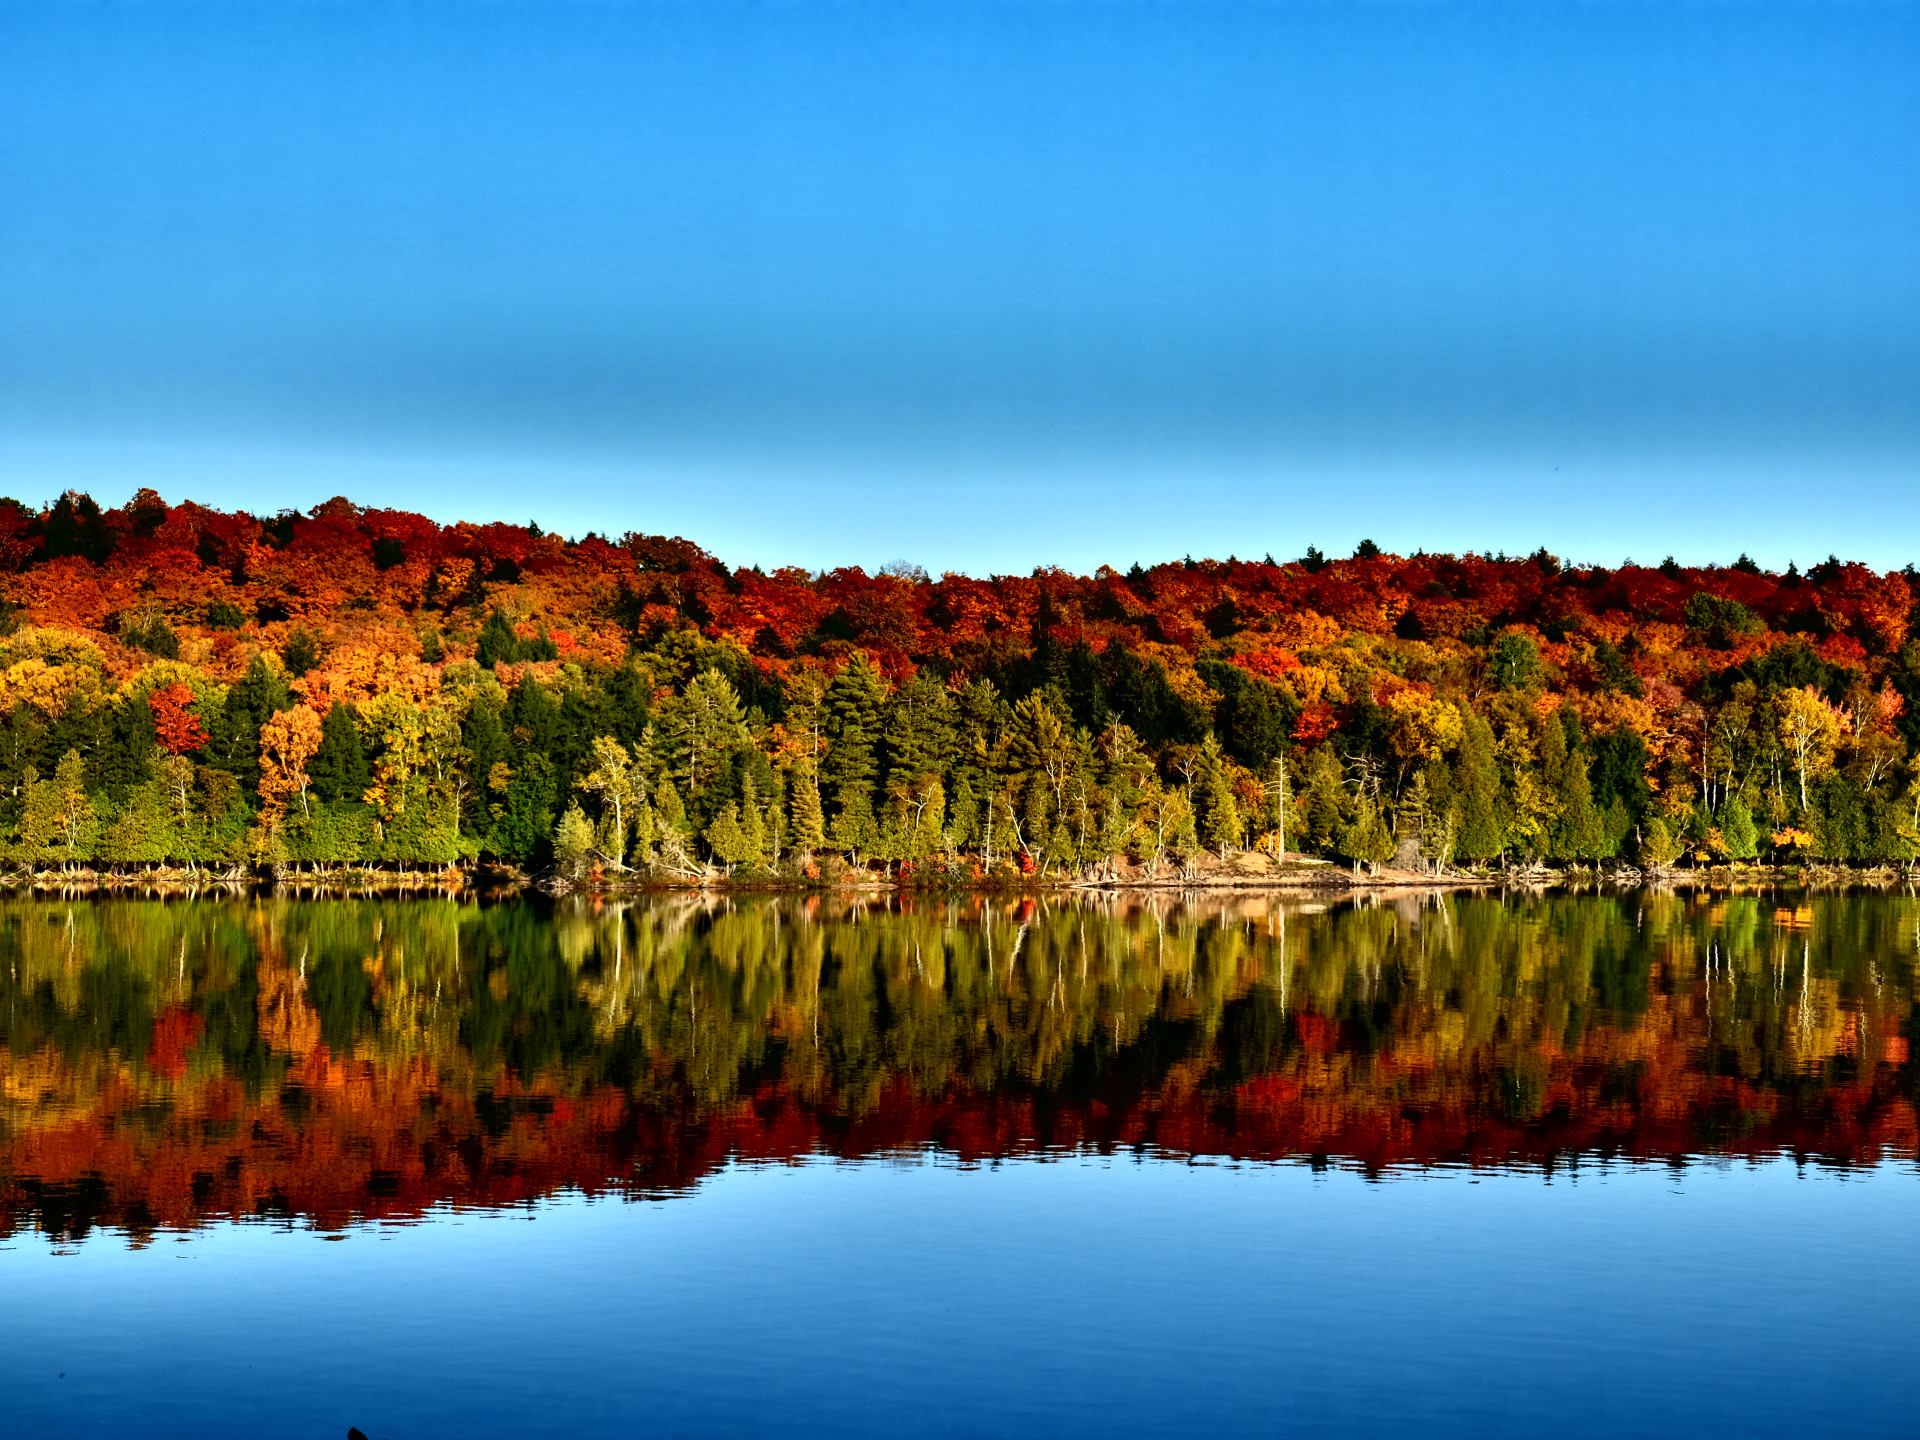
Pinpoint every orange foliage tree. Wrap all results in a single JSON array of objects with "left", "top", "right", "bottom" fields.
[{"left": 258, "top": 705, "right": 324, "bottom": 821}]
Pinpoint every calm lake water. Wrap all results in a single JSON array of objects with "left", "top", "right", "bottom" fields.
[{"left": 2, "top": 891, "right": 1916, "bottom": 1437}]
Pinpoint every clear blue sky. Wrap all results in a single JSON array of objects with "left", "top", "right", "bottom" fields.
[{"left": 2, "top": 1, "right": 1916, "bottom": 574}]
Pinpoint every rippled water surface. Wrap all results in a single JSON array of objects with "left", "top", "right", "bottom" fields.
[{"left": 3, "top": 891, "right": 1917, "bottom": 1436}]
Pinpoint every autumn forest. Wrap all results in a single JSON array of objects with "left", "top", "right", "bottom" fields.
[{"left": 0, "top": 488, "right": 1916, "bottom": 882}]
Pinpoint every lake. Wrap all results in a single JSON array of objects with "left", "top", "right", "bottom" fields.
[{"left": 2, "top": 890, "right": 1916, "bottom": 1437}]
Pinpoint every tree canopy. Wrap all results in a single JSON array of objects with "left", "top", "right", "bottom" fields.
[{"left": 0, "top": 489, "right": 1911, "bottom": 874}]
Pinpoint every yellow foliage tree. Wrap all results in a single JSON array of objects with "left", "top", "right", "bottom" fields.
[
  {"left": 578, "top": 736, "right": 637, "bottom": 867},
  {"left": 259, "top": 705, "right": 324, "bottom": 821},
  {"left": 1775, "top": 686, "right": 1847, "bottom": 809},
  {"left": 1387, "top": 691, "right": 1464, "bottom": 764}
]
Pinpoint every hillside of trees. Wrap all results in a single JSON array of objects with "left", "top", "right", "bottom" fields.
[{"left": 0, "top": 488, "right": 1915, "bottom": 878}]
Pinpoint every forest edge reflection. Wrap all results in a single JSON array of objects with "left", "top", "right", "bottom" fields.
[{"left": 2, "top": 891, "right": 1916, "bottom": 1245}]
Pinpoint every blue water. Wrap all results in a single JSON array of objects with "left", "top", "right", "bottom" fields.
[{"left": 6, "top": 1153, "right": 1915, "bottom": 1439}]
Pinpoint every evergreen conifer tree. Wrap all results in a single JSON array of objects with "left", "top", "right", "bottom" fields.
[
  {"left": 97, "top": 695, "right": 159, "bottom": 801},
  {"left": 196, "top": 767, "right": 250, "bottom": 865},
  {"left": 1453, "top": 710, "right": 1506, "bottom": 861},
  {"left": 308, "top": 703, "right": 371, "bottom": 805},
  {"left": 15, "top": 764, "right": 56, "bottom": 863},
  {"left": 509, "top": 675, "right": 563, "bottom": 755},
  {"left": 945, "top": 775, "right": 980, "bottom": 851},
  {"left": 1538, "top": 706, "right": 1570, "bottom": 795},
  {"left": 461, "top": 698, "right": 511, "bottom": 835},
  {"left": 493, "top": 755, "right": 557, "bottom": 864},
  {"left": 951, "top": 677, "right": 1009, "bottom": 805},
  {"left": 281, "top": 625, "right": 321, "bottom": 677},
  {"left": 756, "top": 772, "right": 785, "bottom": 863},
  {"left": 523, "top": 625, "right": 559, "bottom": 662},
  {"left": 209, "top": 654, "right": 292, "bottom": 794},
  {"left": 823, "top": 652, "right": 888, "bottom": 828},
  {"left": 1602, "top": 797, "right": 1635, "bottom": 856},
  {"left": 1718, "top": 794, "right": 1759, "bottom": 860},
  {"left": 550, "top": 682, "right": 611, "bottom": 784},
  {"left": 1338, "top": 793, "right": 1395, "bottom": 871},
  {"left": 1195, "top": 734, "right": 1242, "bottom": 854},
  {"left": 1301, "top": 746, "right": 1348, "bottom": 853},
  {"left": 554, "top": 803, "right": 595, "bottom": 878},
  {"left": 883, "top": 671, "right": 958, "bottom": 792},
  {"left": 651, "top": 777, "right": 701, "bottom": 873},
  {"left": 1414, "top": 757, "right": 1457, "bottom": 866},
  {"left": 706, "top": 800, "right": 761, "bottom": 870},
  {"left": 1639, "top": 814, "right": 1683, "bottom": 868},
  {"left": 603, "top": 664, "right": 653, "bottom": 751},
  {"left": 476, "top": 609, "right": 520, "bottom": 669},
  {"left": 788, "top": 762, "right": 828, "bottom": 854},
  {"left": 123, "top": 615, "right": 180, "bottom": 659},
  {"left": 740, "top": 773, "right": 767, "bottom": 858},
  {"left": 830, "top": 790, "right": 881, "bottom": 864},
  {"left": 1552, "top": 751, "right": 1608, "bottom": 860},
  {"left": 666, "top": 669, "right": 749, "bottom": 821}
]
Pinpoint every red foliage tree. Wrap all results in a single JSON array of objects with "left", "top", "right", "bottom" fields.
[{"left": 149, "top": 683, "right": 209, "bottom": 754}]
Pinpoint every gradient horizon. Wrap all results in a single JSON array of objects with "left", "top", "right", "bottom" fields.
[{"left": 3, "top": 1, "right": 1917, "bottom": 576}]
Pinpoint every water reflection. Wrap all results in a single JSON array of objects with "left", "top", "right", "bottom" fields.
[{"left": 2, "top": 891, "right": 1916, "bottom": 1242}]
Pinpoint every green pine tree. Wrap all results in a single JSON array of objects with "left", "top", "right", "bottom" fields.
[
  {"left": 1195, "top": 734, "right": 1242, "bottom": 854},
  {"left": 476, "top": 609, "right": 520, "bottom": 669},
  {"left": 823, "top": 652, "right": 889, "bottom": 831},
  {"left": 830, "top": 789, "right": 881, "bottom": 864},
  {"left": 705, "top": 801, "right": 762, "bottom": 870},
  {"left": 883, "top": 671, "right": 958, "bottom": 791},
  {"left": 508, "top": 674, "right": 563, "bottom": 755},
  {"left": 1718, "top": 794, "right": 1759, "bottom": 860},
  {"left": 1338, "top": 793, "right": 1395, "bottom": 870},
  {"left": 15, "top": 764, "right": 57, "bottom": 864},
  {"left": 1453, "top": 709, "right": 1506, "bottom": 862},
  {"left": 209, "top": 654, "right": 292, "bottom": 795},
  {"left": 1639, "top": 814, "right": 1683, "bottom": 869},
  {"left": 554, "top": 803, "right": 596, "bottom": 878},
  {"left": 97, "top": 694, "right": 159, "bottom": 801},
  {"left": 461, "top": 697, "right": 512, "bottom": 835},
  {"left": 1552, "top": 752, "right": 1608, "bottom": 860},
  {"left": 664, "top": 668, "right": 749, "bottom": 816},
  {"left": 308, "top": 702, "right": 370, "bottom": 804},
  {"left": 492, "top": 754, "right": 557, "bottom": 864},
  {"left": 788, "top": 762, "right": 828, "bottom": 854},
  {"left": 651, "top": 777, "right": 702, "bottom": 873},
  {"left": 281, "top": 625, "right": 322, "bottom": 677},
  {"left": 1300, "top": 746, "right": 1348, "bottom": 855}
]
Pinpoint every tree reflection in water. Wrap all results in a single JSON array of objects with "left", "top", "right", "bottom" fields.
[{"left": 2, "top": 890, "right": 1915, "bottom": 1243}]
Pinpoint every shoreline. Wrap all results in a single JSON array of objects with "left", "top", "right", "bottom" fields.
[{"left": 0, "top": 857, "right": 1911, "bottom": 900}]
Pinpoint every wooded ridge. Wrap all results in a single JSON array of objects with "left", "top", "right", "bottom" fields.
[{"left": 0, "top": 488, "right": 1914, "bottom": 881}]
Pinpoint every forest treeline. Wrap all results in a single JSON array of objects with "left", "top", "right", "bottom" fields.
[
  {"left": 0, "top": 488, "right": 1917, "bottom": 878},
  {"left": 3, "top": 893, "right": 1915, "bottom": 1239}
]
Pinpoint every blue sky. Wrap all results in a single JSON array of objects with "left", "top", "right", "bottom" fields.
[{"left": 2, "top": 1, "right": 1917, "bottom": 574}]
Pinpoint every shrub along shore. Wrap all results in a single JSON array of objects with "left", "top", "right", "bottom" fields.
[{"left": 0, "top": 490, "right": 1916, "bottom": 888}]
